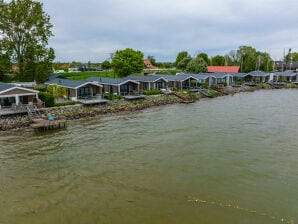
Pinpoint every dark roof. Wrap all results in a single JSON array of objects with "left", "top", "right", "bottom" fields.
[
  {"left": 232, "top": 73, "right": 249, "bottom": 78},
  {"left": 86, "top": 77, "right": 139, "bottom": 85},
  {"left": 45, "top": 78, "right": 101, "bottom": 88},
  {"left": 275, "top": 61, "right": 298, "bottom": 69},
  {"left": 248, "top": 71, "right": 269, "bottom": 76},
  {"left": 0, "top": 82, "right": 15, "bottom": 93},
  {"left": 209, "top": 73, "right": 231, "bottom": 79},
  {"left": 158, "top": 74, "right": 198, "bottom": 81},
  {"left": 0, "top": 82, "right": 38, "bottom": 94},
  {"left": 125, "top": 75, "right": 167, "bottom": 82},
  {"left": 193, "top": 73, "right": 211, "bottom": 80},
  {"left": 275, "top": 70, "right": 297, "bottom": 76}
]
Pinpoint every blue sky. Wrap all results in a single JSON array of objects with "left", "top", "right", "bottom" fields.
[{"left": 39, "top": 0, "right": 298, "bottom": 62}]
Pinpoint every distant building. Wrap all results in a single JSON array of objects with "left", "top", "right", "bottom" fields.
[
  {"left": 274, "top": 61, "right": 298, "bottom": 71},
  {"left": 144, "top": 59, "right": 158, "bottom": 69},
  {"left": 207, "top": 66, "right": 240, "bottom": 73}
]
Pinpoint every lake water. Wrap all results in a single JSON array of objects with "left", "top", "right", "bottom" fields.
[{"left": 0, "top": 89, "right": 298, "bottom": 224}]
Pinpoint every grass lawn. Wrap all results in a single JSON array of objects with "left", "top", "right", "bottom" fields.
[
  {"left": 58, "top": 71, "right": 120, "bottom": 80},
  {"left": 53, "top": 69, "right": 179, "bottom": 81}
]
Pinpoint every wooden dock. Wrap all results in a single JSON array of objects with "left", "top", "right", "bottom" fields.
[{"left": 30, "top": 119, "right": 67, "bottom": 131}]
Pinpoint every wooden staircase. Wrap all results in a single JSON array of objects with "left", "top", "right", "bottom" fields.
[
  {"left": 172, "top": 92, "right": 194, "bottom": 103},
  {"left": 197, "top": 87, "right": 213, "bottom": 97},
  {"left": 26, "top": 104, "right": 42, "bottom": 120}
]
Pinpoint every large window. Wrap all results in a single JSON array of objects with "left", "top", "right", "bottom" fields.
[{"left": 78, "top": 87, "right": 91, "bottom": 97}]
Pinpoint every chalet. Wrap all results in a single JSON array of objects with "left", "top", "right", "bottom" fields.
[
  {"left": 87, "top": 77, "right": 140, "bottom": 96},
  {"left": 0, "top": 82, "right": 40, "bottom": 111},
  {"left": 274, "top": 61, "right": 298, "bottom": 71},
  {"left": 45, "top": 78, "right": 104, "bottom": 104},
  {"left": 126, "top": 75, "right": 168, "bottom": 91},
  {"left": 274, "top": 70, "right": 298, "bottom": 82}
]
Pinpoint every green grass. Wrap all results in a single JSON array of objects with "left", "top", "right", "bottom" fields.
[{"left": 58, "top": 71, "right": 120, "bottom": 80}]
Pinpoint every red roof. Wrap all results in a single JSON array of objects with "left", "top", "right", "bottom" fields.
[{"left": 208, "top": 66, "right": 240, "bottom": 73}]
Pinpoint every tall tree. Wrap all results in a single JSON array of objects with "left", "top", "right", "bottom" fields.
[
  {"left": 0, "top": 0, "right": 54, "bottom": 82},
  {"left": 112, "top": 48, "right": 144, "bottom": 77},
  {"left": 197, "top": 52, "right": 210, "bottom": 65},
  {"left": 0, "top": 41, "right": 11, "bottom": 81},
  {"left": 177, "top": 55, "right": 192, "bottom": 70},
  {"left": 175, "top": 51, "right": 189, "bottom": 67},
  {"left": 211, "top": 55, "right": 226, "bottom": 66},
  {"left": 186, "top": 57, "right": 207, "bottom": 73},
  {"left": 101, "top": 60, "right": 111, "bottom": 70},
  {"left": 236, "top": 46, "right": 257, "bottom": 72}
]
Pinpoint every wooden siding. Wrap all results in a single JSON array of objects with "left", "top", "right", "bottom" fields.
[{"left": 0, "top": 88, "right": 37, "bottom": 96}]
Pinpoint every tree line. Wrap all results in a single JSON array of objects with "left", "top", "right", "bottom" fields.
[
  {"left": 174, "top": 46, "right": 274, "bottom": 73},
  {"left": 0, "top": 0, "right": 294, "bottom": 82}
]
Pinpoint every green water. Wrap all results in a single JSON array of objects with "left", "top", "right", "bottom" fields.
[{"left": 0, "top": 89, "right": 298, "bottom": 224}]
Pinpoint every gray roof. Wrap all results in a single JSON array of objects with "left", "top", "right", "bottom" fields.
[
  {"left": 45, "top": 78, "right": 101, "bottom": 88},
  {"left": 274, "top": 70, "right": 297, "bottom": 77},
  {"left": 209, "top": 73, "right": 231, "bottom": 79},
  {"left": 248, "top": 71, "right": 269, "bottom": 77},
  {"left": 86, "top": 77, "right": 139, "bottom": 85},
  {"left": 156, "top": 74, "right": 198, "bottom": 82},
  {"left": 192, "top": 73, "right": 211, "bottom": 80},
  {"left": 232, "top": 73, "right": 248, "bottom": 78},
  {"left": 0, "top": 82, "right": 15, "bottom": 92},
  {"left": 125, "top": 75, "right": 168, "bottom": 82}
]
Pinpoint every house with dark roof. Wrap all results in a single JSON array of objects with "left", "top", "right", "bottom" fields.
[
  {"left": 274, "top": 61, "right": 298, "bottom": 71},
  {"left": 0, "top": 82, "right": 40, "bottom": 111},
  {"left": 86, "top": 77, "right": 140, "bottom": 96},
  {"left": 274, "top": 70, "right": 298, "bottom": 82},
  {"left": 45, "top": 78, "right": 104, "bottom": 104},
  {"left": 126, "top": 75, "right": 168, "bottom": 91}
]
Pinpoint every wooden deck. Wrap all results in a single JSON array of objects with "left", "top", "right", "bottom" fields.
[
  {"left": 0, "top": 108, "right": 28, "bottom": 116},
  {"left": 30, "top": 119, "right": 67, "bottom": 131}
]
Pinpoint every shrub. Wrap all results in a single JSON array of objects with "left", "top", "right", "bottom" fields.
[
  {"left": 143, "top": 89, "right": 163, "bottom": 95},
  {"left": 54, "top": 101, "right": 78, "bottom": 107},
  {"left": 103, "top": 93, "right": 123, "bottom": 100},
  {"left": 34, "top": 86, "right": 47, "bottom": 92},
  {"left": 38, "top": 92, "right": 55, "bottom": 107}
]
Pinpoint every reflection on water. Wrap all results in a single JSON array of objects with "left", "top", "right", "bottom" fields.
[{"left": 0, "top": 89, "right": 298, "bottom": 224}]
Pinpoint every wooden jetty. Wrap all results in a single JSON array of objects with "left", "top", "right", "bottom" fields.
[{"left": 30, "top": 119, "right": 67, "bottom": 131}]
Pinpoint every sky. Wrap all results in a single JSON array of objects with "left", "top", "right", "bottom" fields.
[{"left": 39, "top": 0, "right": 298, "bottom": 62}]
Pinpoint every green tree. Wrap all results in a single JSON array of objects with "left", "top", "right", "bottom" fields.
[
  {"left": 69, "top": 61, "right": 78, "bottom": 68},
  {"left": 285, "top": 52, "right": 298, "bottom": 62},
  {"left": 0, "top": 42, "right": 11, "bottom": 81},
  {"left": 211, "top": 55, "right": 226, "bottom": 66},
  {"left": 236, "top": 46, "right": 257, "bottom": 72},
  {"left": 197, "top": 52, "right": 210, "bottom": 65},
  {"left": 111, "top": 48, "right": 144, "bottom": 77},
  {"left": 0, "top": 0, "right": 54, "bottom": 81},
  {"left": 186, "top": 57, "right": 207, "bottom": 73},
  {"left": 47, "top": 84, "right": 67, "bottom": 99},
  {"left": 101, "top": 60, "right": 111, "bottom": 70},
  {"left": 177, "top": 55, "right": 192, "bottom": 70},
  {"left": 147, "top": 56, "right": 157, "bottom": 66},
  {"left": 175, "top": 51, "right": 189, "bottom": 67}
]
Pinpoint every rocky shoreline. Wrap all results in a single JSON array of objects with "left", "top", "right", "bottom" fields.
[{"left": 1, "top": 84, "right": 297, "bottom": 132}]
